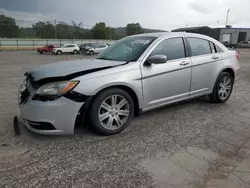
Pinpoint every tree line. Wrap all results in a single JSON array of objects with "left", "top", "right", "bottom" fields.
[{"left": 0, "top": 15, "right": 164, "bottom": 39}]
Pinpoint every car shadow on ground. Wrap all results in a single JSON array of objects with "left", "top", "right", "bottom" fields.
[{"left": 15, "top": 95, "right": 215, "bottom": 143}]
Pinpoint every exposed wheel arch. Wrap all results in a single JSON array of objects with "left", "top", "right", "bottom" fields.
[
  {"left": 74, "top": 85, "right": 141, "bottom": 131},
  {"left": 221, "top": 68, "right": 235, "bottom": 80}
]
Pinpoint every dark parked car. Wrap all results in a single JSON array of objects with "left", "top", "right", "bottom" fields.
[
  {"left": 37, "top": 45, "right": 55, "bottom": 54},
  {"left": 79, "top": 43, "right": 96, "bottom": 52},
  {"left": 237, "top": 41, "right": 250, "bottom": 48}
]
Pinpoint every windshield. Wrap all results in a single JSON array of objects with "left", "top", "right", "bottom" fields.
[{"left": 95, "top": 36, "right": 156, "bottom": 62}]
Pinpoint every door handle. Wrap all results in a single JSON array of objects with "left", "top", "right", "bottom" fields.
[
  {"left": 179, "top": 61, "right": 190, "bottom": 66},
  {"left": 212, "top": 56, "right": 219, "bottom": 60}
]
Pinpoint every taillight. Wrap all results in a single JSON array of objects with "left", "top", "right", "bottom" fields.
[{"left": 235, "top": 52, "right": 239, "bottom": 61}]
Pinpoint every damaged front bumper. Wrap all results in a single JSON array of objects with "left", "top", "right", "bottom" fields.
[
  {"left": 18, "top": 77, "right": 85, "bottom": 135},
  {"left": 19, "top": 96, "right": 84, "bottom": 135}
]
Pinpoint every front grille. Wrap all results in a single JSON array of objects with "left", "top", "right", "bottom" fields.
[{"left": 26, "top": 120, "right": 56, "bottom": 130}]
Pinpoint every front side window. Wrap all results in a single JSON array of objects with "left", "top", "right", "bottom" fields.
[
  {"left": 149, "top": 37, "right": 185, "bottom": 61},
  {"left": 95, "top": 36, "right": 156, "bottom": 62},
  {"left": 188, "top": 38, "right": 211, "bottom": 56}
]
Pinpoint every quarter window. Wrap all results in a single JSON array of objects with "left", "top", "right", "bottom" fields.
[
  {"left": 188, "top": 38, "right": 211, "bottom": 56},
  {"left": 209, "top": 42, "right": 216, "bottom": 53},
  {"left": 216, "top": 45, "right": 224, "bottom": 53},
  {"left": 150, "top": 37, "right": 186, "bottom": 61}
]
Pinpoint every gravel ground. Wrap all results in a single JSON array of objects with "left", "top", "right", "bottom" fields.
[{"left": 0, "top": 50, "right": 250, "bottom": 188}]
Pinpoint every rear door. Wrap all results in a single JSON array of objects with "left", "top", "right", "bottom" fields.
[
  {"left": 48, "top": 45, "right": 54, "bottom": 52},
  {"left": 187, "top": 37, "right": 223, "bottom": 97},
  {"left": 98, "top": 45, "right": 106, "bottom": 53},
  {"left": 62, "top": 45, "right": 71, "bottom": 53}
]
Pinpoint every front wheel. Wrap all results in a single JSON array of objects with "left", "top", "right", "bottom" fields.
[
  {"left": 209, "top": 72, "right": 234, "bottom": 103},
  {"left": 57, "top": 50, "right": 62, "bottom": 55},
  {"left": 89, "top": 88, "right": 134, "bottom": 135},
  {"left": 89, "top": 51, "right": 94, "bottom": 55}
]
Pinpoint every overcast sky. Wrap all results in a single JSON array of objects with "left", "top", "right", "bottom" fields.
[{"left": 0, "top": 0, "right": 250, "bottom": 30}]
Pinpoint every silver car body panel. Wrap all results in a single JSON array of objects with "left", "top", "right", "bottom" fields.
[
  {"left": 19, "top": 32, "right": 240, "bottom": 135},
  {"left": 20, "top": 97, "right": 83, "bottom": 135}
]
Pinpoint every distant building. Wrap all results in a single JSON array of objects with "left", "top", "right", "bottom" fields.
[
  {"left": 172, "top": 26, "right": 250, "bottom": 48},
  {"left": 172, "top": 26, "right": 216, "bottom": 39},
  {"left": 214, "top": 27, "right": 250, "bottom": 47}
]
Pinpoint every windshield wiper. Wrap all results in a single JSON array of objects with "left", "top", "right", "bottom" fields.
[{"left": 96, "top": 57, "right": 114, "bottom": 61}]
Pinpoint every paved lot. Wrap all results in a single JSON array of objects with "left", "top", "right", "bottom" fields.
[{"left": 0, "top": 51, "right": 250, "bottom": 188}]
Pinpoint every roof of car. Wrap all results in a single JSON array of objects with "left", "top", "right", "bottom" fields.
[{"left": 130, "top": 32, "right": 210, "bottom": 38}]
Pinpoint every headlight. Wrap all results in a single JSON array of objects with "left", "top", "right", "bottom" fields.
[{"left": 35, "top": 81, "right": 79, "bottom": 96}]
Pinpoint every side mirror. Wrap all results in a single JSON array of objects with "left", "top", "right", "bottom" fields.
[{"left": 146, "top": 55, "right": 167, "bottom": 65}]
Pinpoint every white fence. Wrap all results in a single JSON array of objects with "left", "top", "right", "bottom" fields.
[{"left": 0, "top": 39, "right": 115, "bottom": 50}]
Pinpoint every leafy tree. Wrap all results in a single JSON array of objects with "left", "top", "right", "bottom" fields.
[
  {"left": 0, "top": 15, "right": 20, "bottom": 38},
  {"left": 19, "top": 27, "right": 37, "bottom": 38},
  {"left": 32, "top": 21, "right": 55, "bottom": 38},
  {"left": 91, "top": 22, "right": 112, "bottom": 39},
  {"left": 72, "top": 21, "right": 83, "bottom": 39},
  {"left": 125, "top": 23, "right": 143, "bottom": 36},
  {"left": 56, "top": 22, "right": 71, "bottom": 39}
]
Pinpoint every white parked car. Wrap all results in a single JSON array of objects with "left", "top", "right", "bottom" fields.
[
  {"left": 52, "top": 44, "right": 80, "bottom": 55},
  {"left": 84, "top": 44, "right": 108, "bottom": 55}
]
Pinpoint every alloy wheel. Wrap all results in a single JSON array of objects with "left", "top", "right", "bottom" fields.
[
  {"left": 98, "top": 95, "right": 130, "bottom": 130},
  {"left": 218, "top": 76, "right": 232, "bottom": 100}
]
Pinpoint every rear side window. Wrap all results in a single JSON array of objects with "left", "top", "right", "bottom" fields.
[
  {"left": 188, "top": 38, "right": 211, "bottom": 56},
  {"left": 150, "top": 37, "right": 185, "bottom": 61},
  {"left": 64, "top": 45, "right": 74, "bottom": 48}
]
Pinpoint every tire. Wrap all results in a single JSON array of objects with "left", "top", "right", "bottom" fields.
[
  {"left": 89, "top": 88, "right": 134, "bottom": 135},
  {"left": 209, "top": 72, "right": 234, "bottom": 103},
  {"left": 57, "top": 50, "right": 62, "bottom": 55},
  {"left": 73, "top": 50, "right": 78, "bottom": 55},
  {"left": 42, "top": 51, "right": 46, "bottom": 54},
  {"left": 89, "top": 51, "right": 94, "bottom": 55}
]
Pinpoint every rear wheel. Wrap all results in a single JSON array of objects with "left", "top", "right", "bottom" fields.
[
  {"left": 89, "top": 51, "right": 94, "bottom": 55},
  {"left": 89, "top": 88, "right": 134, "bottom": 135},
  {"left": 209, "top": 72, "right": 234, "bottom": 103},
  {"left": 57, "top": 50, "right": 62, "bottom": 55},
  {"left": 73, "top": 50, "right": 78, "bottom": 55}
]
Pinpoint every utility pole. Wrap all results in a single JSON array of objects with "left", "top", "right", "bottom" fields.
[
  {"left": 54, "top": 19, "right": 57, "bottom": 39},
  {"left": 225, "top": 9, "right": 230, "bottom": 27}
]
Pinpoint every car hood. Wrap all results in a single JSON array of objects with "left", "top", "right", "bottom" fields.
[{"left": 29, "top": 58, "right": 126, "bottom": 81}]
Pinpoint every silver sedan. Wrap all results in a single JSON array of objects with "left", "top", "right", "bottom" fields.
[{"left": 18, "top": 32, "right": 240, "bottom": 135}]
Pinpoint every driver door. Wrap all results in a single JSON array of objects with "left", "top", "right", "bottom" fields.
[{"left": 141, "top": 37, "right": 192, "bottom": 111}]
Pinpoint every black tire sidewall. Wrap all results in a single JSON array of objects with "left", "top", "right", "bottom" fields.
[
  {"left": 214, "top": 72, "right": 234, "bottom": 103},
  {"left": 89, "top": 88, "right": 134, "bottom": 135}
]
